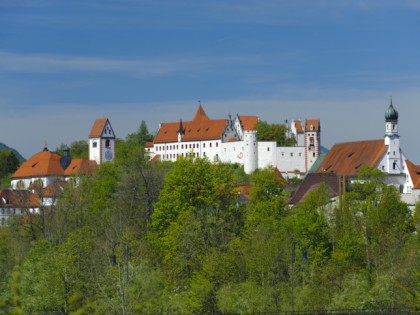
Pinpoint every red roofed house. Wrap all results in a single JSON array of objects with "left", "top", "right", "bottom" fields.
[
  {"left": 290, "top": 101, "right": 420, "bottom": 206},
  {"left": 5, "top": 118, "right": 115, "bottom": 220},
  {"left": 148, "top": 104, "right": 320, "bottom": 175}
]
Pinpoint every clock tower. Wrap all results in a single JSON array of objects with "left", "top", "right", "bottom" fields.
[{"left": 89, "top": 118, "right": 116, "bottom": 165}]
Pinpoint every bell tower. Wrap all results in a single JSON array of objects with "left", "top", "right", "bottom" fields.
[
  {"left": 384, "top": 99, "right": 401, "bottom": 174},
  {"left": 89, "top": 118, "right": 116, "bottom": 165}
]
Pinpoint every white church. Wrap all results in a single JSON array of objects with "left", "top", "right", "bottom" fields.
[{"left": 146, "top": 105, "right": 321, "bottom": 176}]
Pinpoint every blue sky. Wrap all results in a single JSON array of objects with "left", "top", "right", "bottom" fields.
[{"left": 1, "top": 0, "right": 420, "bottom": 161}]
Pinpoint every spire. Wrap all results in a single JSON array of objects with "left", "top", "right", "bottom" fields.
[
  {"left": 178, "top": 119, "right": 184, "bottom": 135},
  {"left": 192, "top": 102, "right": 209, "bottom": 122}
]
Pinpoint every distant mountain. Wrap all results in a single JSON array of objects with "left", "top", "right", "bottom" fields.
[
  {"left": 320, "top": 145, "right": 330, "bottom": 154},
  {"left": 0, "top": 143, "right": 26, "bottom": 161}
]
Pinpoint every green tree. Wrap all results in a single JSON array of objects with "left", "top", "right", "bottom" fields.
[
  {"left": 126, "top": 120, "right": 154, "bottom": 146},
  {"left": 56, "top": 141, "right": 89, "bottom": 160},
  {"left": 150, "top": 157, "right": 243, "bottom": 312},
  {"left": 255, "top": 120, "right": 296, "bottom": 146}
]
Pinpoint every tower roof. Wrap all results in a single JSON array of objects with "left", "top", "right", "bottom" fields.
[
  {"left": 385, "top": 101, "right": 399, "bottom": 121},
  {"left": 192, "top": 105, "right": 210, "bottom": 122},
  {"left": 89, "top": 118, "right": 109, "bottom": 138}
]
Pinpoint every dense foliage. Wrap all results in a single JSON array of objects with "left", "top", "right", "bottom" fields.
[
  {"left": 255, "top": 120, "right": 297, "bottom": 146},
  {"left": 0, "top": 149, "right": 20, "bottom": 189},
  {"left": 0, "top": 137, "right": 418, "bottom": 314}
]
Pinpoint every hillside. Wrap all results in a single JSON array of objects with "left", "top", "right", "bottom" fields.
[{"left": 0, "top": 142, "right": 25, "bottom": 161}]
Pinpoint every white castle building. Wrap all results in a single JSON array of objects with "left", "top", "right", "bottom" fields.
[{"left": 146, "top": 105, "right": 321, "bottom": 175}]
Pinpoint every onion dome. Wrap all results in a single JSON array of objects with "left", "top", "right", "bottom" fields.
[{"left": 385, "top": 101, "right": 398, "bottom": 121}]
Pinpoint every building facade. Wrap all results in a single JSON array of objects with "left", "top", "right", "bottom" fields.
[{"left": 147, "top": 105, "right": 321, "bottom": 175}]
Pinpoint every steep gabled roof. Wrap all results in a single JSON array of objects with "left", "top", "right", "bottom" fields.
[
  {"left": 89, "top": 118, "right": 108, "bottom": 138},
  {"left": 406, "top": 160, "right": 420, "bottom": 189},
  {"left": 12, "top": 150, "right": 64, "bottom": 179},
  {"left": 306, "top": 119, "right": 320, "bottom": 132},
  {"left": 154, "top": 105, "right": 228, "bottom": 143},
  {"left": 316, "top": 139, "right": 387, "bottom": 176},
  {"left": 294, "top": 120, "right": 303, "bottom": 133},
  {"left": 192, "top": 105, "right": 210, "bottom": 122},
  {"left": 288, "top": 172, "right": 340, "bottom": 205},
  {"left": 238, "top": 115, "right": 258, "bottom": 131}
]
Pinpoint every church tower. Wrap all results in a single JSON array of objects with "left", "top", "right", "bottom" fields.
[
  {"left": 384, "top": 100, "right": 401, "bottom": 174},
  {"left": 89, "top": 118, "right": 116, "bottom": 165}
]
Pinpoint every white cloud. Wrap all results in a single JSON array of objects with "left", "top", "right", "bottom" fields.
[{"left": 0, "top": 51, "right": 261, "bottom": 76}]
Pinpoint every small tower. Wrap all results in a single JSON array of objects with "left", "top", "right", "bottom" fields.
[
  {"left": 384, "top": 100, "right": 401, "bottom": 174},
  {"left": 89, "top": 118, "right": 116, "bottom": 165},
  {"left": 177, "top": 119, "right": 184, "bottom": 142},
  {"left": 304, "top": 119, "right": 321, "bottom": 172},
  {"left": 385, "top": 99, "right": 399, "bottom": 140},
  {"left": 244, "top": 131, "right": 258, "bottom": 174}
]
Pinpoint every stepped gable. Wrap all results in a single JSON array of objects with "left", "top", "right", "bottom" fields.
[
  {"left": 238, "top": 115, "right": 258, "bottom": 131},
  {"left": 12, "top": 150, "right": 64, "bottom": 179},
  {"left": 288, "top": 172, "right": 340, "bottom": 205},
  {"left": 316, "top": 139, "right": 386, "bottom": 176},
  {"left": 89, "top": 118, "right": 108, "bottom": 138},
  {"left": 406, "top": 160, "right": 420, "bottom": 189},
  {"left": 154, "top": 105, "right": 228, "bottom": 143}
]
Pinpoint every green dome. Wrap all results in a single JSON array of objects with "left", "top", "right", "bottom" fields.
[{"left": 385, "top": 103, "right": 398, "bottom": 121}]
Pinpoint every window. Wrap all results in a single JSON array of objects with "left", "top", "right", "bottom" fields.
[
  {"left": 291, "top": 152, "right": 293, "bottom": 157},
  {"left": 210, "top": 143, "right": 212, "bottom": 148},
  {"left": 313, "top": 152, "right": 315, "bottom": 157},
  {"left": 106, "top": 140, "right": 110, "bottom": 148},
  {"left": 393, "top": 161, "right": 397, "bottom": 170},
  {"left": 216, "top": 142, "right": 218, "bottom": 147},
  {"left": 267, "top": 147, "right": 270, "bottom": 152},
  {"left": 203, "top": 143, "right": 206, "bottom": 148},
  {"left": 93, "top": 141, "right": 97, "bottom": 148}
]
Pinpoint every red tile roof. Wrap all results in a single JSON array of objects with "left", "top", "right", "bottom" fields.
[
  {"left": 316, "top": 139, "right": 387, "bottom": 176},
  {"left": 192, "top": 105, "right": 210, "bottom": 121},
  {"left": 294, "top": 120, "right": 303, "bottom": 133},
  {"left": 306, "top": 119, "right": 320, "bottom": 132},
  {"left": 12, "top": 150, "right": 98, "bottom": 179},
  {"left": 89, "top": 118, "right": 108, "bottom": 138},
  {"left": 12, "top": 150, "right": 64, "bottom": 179},
  {"left": 154, "top": 105, "right": 228, "bottom": 143},
  {"left": 0, "top": 189, "right": 39, "bottom": 208},
  {"left": 42, "top": 182, "right": 66, "bottom": 198},
  {"left": 406, "top": 160, "right": 420, "bottom": 189},
  {"left": 239, "top": 115, "right": 258, "bottom": 131},
  {"left": 64, "top": 159, "right": 98, "bottom": 176},
  {"left": 145, "top": 141, "right": 154, "bottom": 148}
]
